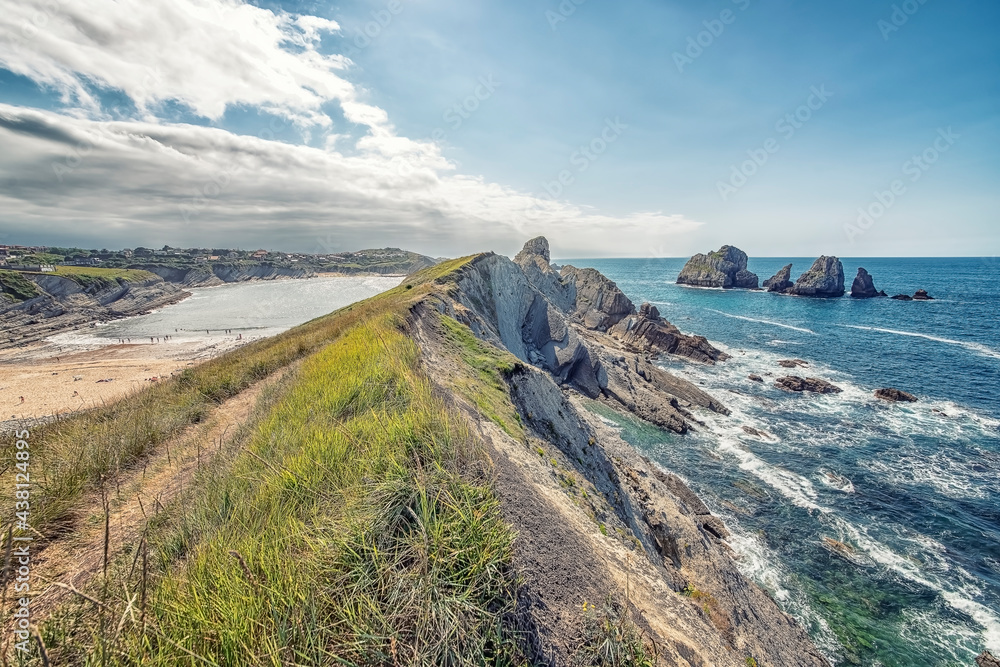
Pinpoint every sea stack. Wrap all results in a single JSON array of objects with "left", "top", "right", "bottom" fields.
[
  {"left": 788, "top": 256, "right": 845, "bottom": 298},
  {"left": 850, "top": 268, "right": 882, "bottom": 298},
  {"left": 676, "top": 245, "right": 759, "bottom": 289},
  {"left": 763, "top": 264, "right": 794, "bottom": 293}
]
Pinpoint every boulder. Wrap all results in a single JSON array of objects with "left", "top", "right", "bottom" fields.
[
  {"left": 850, "top": 268, "right": 881, "bottom": 298},
  {"left": 891, "top": 294, "right": 913, "bottom": 301},
  {"left": 676, "top": 245, "right": 759, "bottom": 289},
  {"left": 977, "top": 650, "right": 1000, "bottom": 667},
  {"left": 913, "top": 289, "right": 934, "bottom": 300},
  {"left": 788, "top": 257, "right": 845, "bottom": 297},
  {"left": 778, "top": 359, "right": 808, "bottom": 368},
  {"left": 775, "top": 376, "right": 843, "bottom": 394},
  {"left": 763, "top": 264, "right": 794, "bottom": 293},
  {"left": 560, "top": 265, "right": 635, "bottom": 331},
  {"left": 875, "top": 388, "right": 918, "bottom": 403},
  {"left": 748, "top": 374, "right": 764, "bottom": 383}
]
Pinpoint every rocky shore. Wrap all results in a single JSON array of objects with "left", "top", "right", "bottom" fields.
[{"left": 415, "top": 237, "right": 830, "bottom": 664}]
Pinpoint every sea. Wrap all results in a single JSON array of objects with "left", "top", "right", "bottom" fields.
[
  {"left": 564, "top": 257, "right": 1000, "bottom": 667},
  {"left": 83, "top": 275, "right": 402, "bottom": 342}
]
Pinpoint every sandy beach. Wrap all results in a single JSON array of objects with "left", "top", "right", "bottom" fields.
[{"left": 0, "top": 333, "right": 251, "bottom": 420}]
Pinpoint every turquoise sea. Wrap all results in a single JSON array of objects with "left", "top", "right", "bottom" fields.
[{"left": 564, "top": 257, "right": 1000, "bottom": 666}]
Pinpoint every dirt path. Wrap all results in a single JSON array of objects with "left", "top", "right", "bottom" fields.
[{"left": 26, "top": 366, "right": 292, "bottom": 622}]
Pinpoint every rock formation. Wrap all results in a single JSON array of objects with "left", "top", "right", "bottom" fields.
[
  {"left": 676, "top": 245, "right": 759, "bottom": 289},
  {"left": 788, "top": 256, "right": 846, "bottom": 298},
  {"left": 608, "top": 302, "right": 730, "bottom": 364},
  {"left": 778, "top": 359, "right": 808, "bottom": 368},
  {"left": 775, "top": 376, "right": 843, "bottom": 394},
  {"left": 850, "top": 268, "right": 882, "bottom": 298},
  {"left": 891, "top": 293, "right": 913, "bottom": 301},
  {"left": 875, "top": 388, "right": 918, "bottom": 402},
  {"left": 748, "top": 374, "right": 764, "bottom": 382},
  {"left": 763, "top": 264, "right": 794, "bottom": 292},
  {"left": 913, "top": 289, "right": 934, "bottom": 300},
  {"left": 977, "top": 650, "right": 1000, "bottom": 667}
]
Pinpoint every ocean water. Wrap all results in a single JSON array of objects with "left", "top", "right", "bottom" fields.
[
  {"left": 564, "top": 257, "right": 1000, "bottom": 666},
  {"left": 89, "top": 276, "right": 401, "bottom": 341}
]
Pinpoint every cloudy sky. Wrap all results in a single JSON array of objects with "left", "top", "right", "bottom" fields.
[{"left": 0, "top": 0, "right": 997, "bottom": 258}]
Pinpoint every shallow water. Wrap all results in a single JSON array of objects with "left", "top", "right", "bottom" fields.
[
  {"left": 566, "top": 257, "right": 1000, "bottom": 666},
  {"left": 91, "top": 275, "right": 401, "bottom": 341}
]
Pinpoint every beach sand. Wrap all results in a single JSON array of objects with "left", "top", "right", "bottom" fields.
[{"left": 0, "top": 334, "right": 250, "bottom": 420}]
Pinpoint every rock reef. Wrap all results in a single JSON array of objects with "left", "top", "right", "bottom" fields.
[
  {"left": 676, "top": 245, "right": 759, "bottom": 289},
  {"left": 875, "top": 388, "right": 918, "bottom": 402},
  {"left": 850, "top": 268, "right": 885, "bottom": 298},
  {"left": 763, "top": 263, "right": 794, "bottom": 292},
  {"left": 775, "top": 376, "right": 843, "bottom": 394},
  {"left": 788, "top": 256, "right": 845, "bottom": 297}
]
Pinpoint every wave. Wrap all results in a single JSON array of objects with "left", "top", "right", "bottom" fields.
[
  {"left": 707, "top": 310, "right": 817, "bottom": 334},
  {"left": 842, "top": 325, "right": 1000, "bottom": 361},
  {"left": 715, "top": 436, "right": 827, "bottom": 512}
]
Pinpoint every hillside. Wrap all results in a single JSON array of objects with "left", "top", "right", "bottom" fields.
[{"left": 8, "top": 239, "right": 827, "bottom": 666}]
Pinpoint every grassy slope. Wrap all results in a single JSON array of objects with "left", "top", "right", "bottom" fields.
[
  {"left": 51, "top": 265, "right": 158, "bottom": 287},
  {"left": 23, "top": 254, "right": 542, "bottom": 664},
  {"left": 0, "top": 269, "right": 42, "bottom": 302}
]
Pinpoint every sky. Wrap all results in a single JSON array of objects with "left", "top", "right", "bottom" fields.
[{"left": 0, "top": 0, "right": 997, "bottom": 258}]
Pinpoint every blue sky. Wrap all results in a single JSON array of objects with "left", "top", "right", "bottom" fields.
[{"left": 0, "top": 0, "right": 997, "bottom": 257}]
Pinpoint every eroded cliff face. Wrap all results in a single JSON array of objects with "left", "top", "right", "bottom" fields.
[
  {"left": 408, "top": 238, "right": 829, "bottom": 665},
  {"left": 135, "top": 263, "right": 315, "bottom": 286},
  {"left": 0, "top": 273, "right": 187, "bottom": 349}
]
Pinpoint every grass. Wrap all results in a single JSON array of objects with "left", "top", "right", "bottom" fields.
[
  {"left": 0, "top": 269, "right": 42, "bottom": 302},
  {"left": 5, "top": 256, "right": 478, "bottom": 535},
  {"left": 573, "top": 599, "right": 655, "bottom": 666},
  {"left": 50, "top": 266, "right": 158, "bottom": 287},
  {"left": 438, "top": 314, "right": 524, "bottom": 440}
]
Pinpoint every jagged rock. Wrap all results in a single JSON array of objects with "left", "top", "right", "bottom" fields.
[
  {"left": 891, "top": 294, "right": 913, "bottom": 301},
  {"left": 763, "top": 264, "right": 794, "bottom": 293},
  {"left": 560, "top": 265, "right": 635, "bottom": 331},
  {"left": 977, "top": 650, "right": 1000, "bottom": 667},
  {"left": 913, "top": 289, "right": 934, "bottom": 300},
  {"left": 875, "top": 388, "right": 918, "bottom": 403},
  {"left": 775, "top": 376, "right": 843, "bottom": 394},
  {"left": 609, "top": 304, "right": 730, "bottom": 364},
  {"left": 513, "top": 236, "right": 576, "bottom": 312},
  {"left": 748, "top": 374, "right": 764, "bottom": 382},
  {"left": 676, "top": 245, "right": 759, "bottom": 289},
  {"left": 788, "top": 257, "right": 845, "bottom": 297},
  {"left": 778, "top": 359, "right": 808, "bottom": 368},
  {"left": 850, "top": 268, "right": 881, "bottom": 298}
]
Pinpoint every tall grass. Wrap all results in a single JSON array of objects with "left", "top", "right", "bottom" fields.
[
  {"left": 46, "top": 311, "right": 529, "bottom": 665},
  {"left": 7, "top": 256, "right": 479, "bottom": 533}
]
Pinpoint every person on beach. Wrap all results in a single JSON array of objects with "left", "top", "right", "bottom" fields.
[{"left": 19, "top": 396, "right": 24, "bottom": 403}]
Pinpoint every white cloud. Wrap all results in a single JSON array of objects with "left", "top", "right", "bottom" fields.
[
  {"left": 0, "top": 104, "right": 702, "bottom": 256},
  {"left": 0, "top": 0, "right": 354, "bottom": 127},
  {"left": 0, "top": 0, "right": 703, "bottom": 256}
]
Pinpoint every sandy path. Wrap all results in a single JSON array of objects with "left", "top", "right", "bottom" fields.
[{"left": 26, "top": 366, "right": 292, "bottom": 622}]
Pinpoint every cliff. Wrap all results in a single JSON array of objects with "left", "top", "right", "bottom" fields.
[
  {"left": 788, "top": 256, "right": 846, "bottom": 297},
  {"left": 676, "top": 245, "right": 759, "bottom": 289},
  {"left": 0, "top": 270, "right": 187, "bottom": 349}
]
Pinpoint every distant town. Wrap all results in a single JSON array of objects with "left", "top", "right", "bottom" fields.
[{"left": 0, "top": 244, "right": 435, "bottom": 274}]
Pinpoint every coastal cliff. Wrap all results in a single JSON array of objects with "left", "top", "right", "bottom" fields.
[
  {"left": 0, "top": 270, "right": 187, "bottom": 348},
  {"left": 676, "top": 245, "right": 759, "bottom": 289}
]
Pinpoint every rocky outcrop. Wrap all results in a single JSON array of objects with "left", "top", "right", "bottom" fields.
[
  {"left": 136, "top": 263, "right": 314, "bottom": 287},
  {"left": 977, "top": 650, "right": 1000, "bottom": 667},
  {"left": 608, "top": 303, "right": 730, "bottom": 364},
  {"left": 778, "top": 359, "right": 808, "bottom": 368},
  {"left": 775, "top": 376, "right": 843, "bottom": 394},
  {"left": 875, "top": 388, "right": 918, "bottom": 402},
  {"left": 891, "top": 294, "right": 913, "bottom": 301},
  {"left": 913, "top": 289, "right": 934, "bottom": 300},
  {"left": 0, "top": 273, "right": 188, "bottom": 349},
  {"left": 676, "top": 245, "right": 758, "bottom": 289},
  {"left": 788, "top": 256, "right": 845, "bottom": 298},
  {"left": 749, "top": 374, "right": 764, "bottom": 382},
  {"left": 850, "top": 268, "right": 882, "bottom": 298},
  {"left": 763, "top": 264, "right": 794, "bottom": 293},
  {"left": 559, "top": 266, "right": 634, "bottom": 331}
]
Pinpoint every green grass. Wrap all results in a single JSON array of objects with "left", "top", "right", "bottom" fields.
[
  {"left": 438, "top": 314, "right": 524, "bottom": 440},
  {"left": 38, "top": 307, "right": 531, "bottom": 665},
  {"left": 0, "top": 269, "right": 42, "bottom": 302},
  {"left": 573, "top": 599, "right": 655, "bottom": 666},
  {"left": 51, "top": 265, "right": 158, "bottom": 286}
]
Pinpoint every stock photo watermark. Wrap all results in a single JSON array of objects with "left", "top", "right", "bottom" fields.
[
  {"left": 346, "top": 0, "right": 404, "bottom": 54},
  {"left": 717, "top": 84, "right": 833, "bottom": 201},
  {"left": 9, "top": 427, "right": 34, "bottom": 654},
  {"left": 545, "top": 0, "right": 587, "bottom": 31},
  {"left": 673, "top": 0, "right": 752, "bottom": 73},
  {"left": 844, "top": 127, "right": 959, "bottom": 243},
  {"left": 878, "top": 0, "right": 932, "bottom": 41}
]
